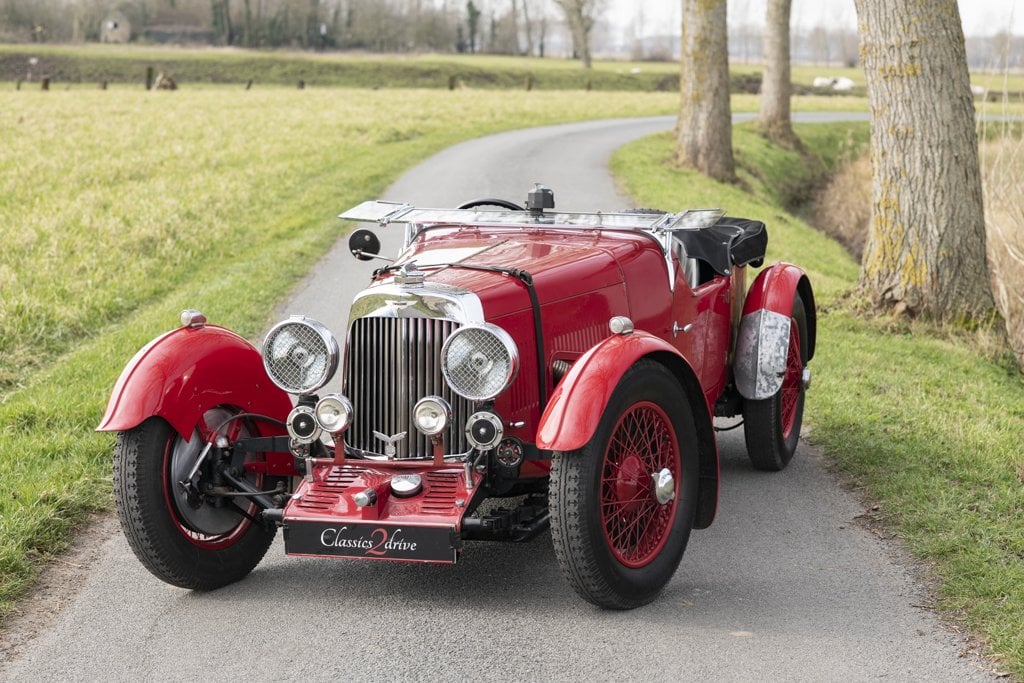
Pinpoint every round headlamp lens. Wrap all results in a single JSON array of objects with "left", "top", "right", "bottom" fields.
[
  {"left": 262, "top": 317, "right": 339, "bottom": 394},
  {"left": 441, "top": 323, "right": 519, "bottom": 401},
  {"left": 315, "top": 394, "right": 352, "bottom": 433},
  {"left": 413, "top": 396, "right": 451, "bottom": 436}
]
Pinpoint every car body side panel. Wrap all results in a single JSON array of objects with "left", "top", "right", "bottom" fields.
[{"left": 97, "top": 325, "right": 293, "bottom": 440}]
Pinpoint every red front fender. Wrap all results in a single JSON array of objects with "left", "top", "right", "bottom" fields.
[
  {"left": 97, "top": 324, "right": 293, "bottom": 440},
  {"left": 536, "top": 331, "right": 719, "bottom": 529},
  {"left": 538, "top": 332, "right": 703, "bottom": 452}
]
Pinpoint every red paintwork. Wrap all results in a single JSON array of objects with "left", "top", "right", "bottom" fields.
[
  {"left": 535, "top": 331, "right": 691, "bottom": 452},
  {"left": 600, "top": 401, "right": 679, "bottom": 568},
  {"left": 96, "top": 324, "right": 293, "bottom": 441},
  {"left": 284, "top": 463, "right": 478, "bottom": 525},
  {"left": 743, "top": 262, "right": 815, "bottom": 361},
  {"left": 403, "top": 227, "right": 657, "bottom": 318},
  {"left": 382, "top": 226, "right": 680, "bottom": 450},
  {"left": 743, "top": 262, "right": 805, "bottom": 317}
]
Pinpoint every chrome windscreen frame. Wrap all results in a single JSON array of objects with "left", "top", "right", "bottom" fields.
[{"left": 339, "top": 201, "right": 725, "bottom": 292}]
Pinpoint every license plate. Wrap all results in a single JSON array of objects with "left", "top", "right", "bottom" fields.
[{"left": 284, "top": 521, "right": 459, "bottom": 563}]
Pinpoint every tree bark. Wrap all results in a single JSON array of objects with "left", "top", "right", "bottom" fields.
[
  {"left": 554, "top": 0, "right": 598, "bottom": 69},
  {"left": 758, "top": 0, "right": 796, "bottom": 145},
  {"left": 676, "top": 0, "right": 735, "bottom": 182},
  {"left": 855, "top": 0, "right": 995, "bottom": 319}
]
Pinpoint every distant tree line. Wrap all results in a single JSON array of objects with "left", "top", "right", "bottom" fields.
[
  {"left": 0, "top": 0, "right": 558, "bottom": 55},
  {"left": 2, "top": 0, "right": 1015, "bottom": 73}
]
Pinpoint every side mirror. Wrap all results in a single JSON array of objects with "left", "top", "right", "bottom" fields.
[{"left": 349, "top": 229, "right": 381, "bottom": 261}]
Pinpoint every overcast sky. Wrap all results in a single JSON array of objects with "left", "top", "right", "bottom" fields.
[{"left": 609, "top": 0, "right": 1024, "bottom": 37}]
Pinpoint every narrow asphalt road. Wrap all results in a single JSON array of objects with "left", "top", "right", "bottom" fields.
[{"left": 2, "top": 114, "right": 993, "bottom": 682}]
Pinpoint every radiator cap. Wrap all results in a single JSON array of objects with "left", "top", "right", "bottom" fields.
[{"left": 390, "top": 474, "right": 423, "bottom": 498}]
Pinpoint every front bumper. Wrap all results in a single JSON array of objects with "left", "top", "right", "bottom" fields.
[{"left": 282, "top": 463, "right": 481, "bottom": 564}]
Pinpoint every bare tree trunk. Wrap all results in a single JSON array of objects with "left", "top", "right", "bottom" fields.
[
  {"left": 758, "top": 0, "right": 796, "bottom": 145},
  {"left": 554, "top": 0, "right": 597, "bottom": 69},
  {"left": 522, "top": 0, "right": 535, "bottom": 56},
  {"left": 243, "top": 0, "right": 254, "bottom": 47},
  {"left": 676, "top": 0, "right": 735, "bottom": 182},
  {"left": 510, "top": 0, "right": 521, "bottom": 55},
  {"left": 855, "top": 0, "right": 995, "bottom": 319}
]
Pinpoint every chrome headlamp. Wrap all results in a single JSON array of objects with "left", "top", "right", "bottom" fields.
[
  {"left": 413, "top": 396, "right": 451, "bottom": 436},
  {"left": 262, "top": 317, "right": 339, "bottom": 395},
  {"left": 314, "top": 394, "right": 353, "bottom": 433},
  {"left": 441, "top": 323, "right": 519, "bottom": 401}
]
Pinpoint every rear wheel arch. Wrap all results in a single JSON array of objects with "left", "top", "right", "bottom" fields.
[{"left": 796, "top": 275, "right": 816, "bottom": 361}]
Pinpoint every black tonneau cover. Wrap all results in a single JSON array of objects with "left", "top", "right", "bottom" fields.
[{"left": 675, "top": 217, "right": 767, "bottom": 276}]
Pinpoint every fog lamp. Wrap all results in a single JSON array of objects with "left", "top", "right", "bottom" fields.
[
  {"left": 413, "top": 396, "right": 451, "bottom": 436},
  {"left": 315, "top": 394, "right": 353, "bottom": 433}
]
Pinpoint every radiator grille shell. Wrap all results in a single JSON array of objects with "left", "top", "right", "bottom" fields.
[{"left": 344, "top": 317, "right": 473, "bottom": 459}]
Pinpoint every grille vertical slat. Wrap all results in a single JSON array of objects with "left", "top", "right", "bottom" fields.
[{"left": 344, "top": 317, "right": 472, "bottom": 459}]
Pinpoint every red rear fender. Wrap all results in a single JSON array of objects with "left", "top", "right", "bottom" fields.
[
  {"left": 734, "top": 263, "right": 815, "bottom": 400},
  {"left": 97, "top": 324, "right": 293, "bottom": 439}
]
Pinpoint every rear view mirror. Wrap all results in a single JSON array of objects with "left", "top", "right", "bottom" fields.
[{"left": 349, "top": 229, "right": 381, "bottom": 261}]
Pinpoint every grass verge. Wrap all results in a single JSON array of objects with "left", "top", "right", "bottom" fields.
[
  {"left": 0, "top": 87, "right": 679, "bottom": 619},
  {"left": 612, "top": 123, "right": 1024, "bottom": 678}
]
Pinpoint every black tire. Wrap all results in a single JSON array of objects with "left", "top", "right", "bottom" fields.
[
  {"left": 743, "top": 292, "right": 808, "bottom": 471},
  {"left": 550, "top": 360, "right": 700, "bottom": 609},
  {"left": 113, "top": 413, "right": 276, "bottom": 589}
]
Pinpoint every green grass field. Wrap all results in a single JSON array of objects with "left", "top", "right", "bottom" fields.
[{"left": 613, "top": 124, "right": 1024, "bottom": 678}]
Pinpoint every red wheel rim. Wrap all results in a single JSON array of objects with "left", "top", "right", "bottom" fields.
[
  {"left": 600, "top": 401, "right": 679, "bottom": 568},
  {"left": 161, "top": 410, "right": 260, "bottom": 550},
  {"left": 779, "top": 319, "right": 803, "bottom": 439}
]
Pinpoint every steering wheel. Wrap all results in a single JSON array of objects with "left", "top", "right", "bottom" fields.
[{"left": 455, "top": 198, "right": 525, "bottom": 211}]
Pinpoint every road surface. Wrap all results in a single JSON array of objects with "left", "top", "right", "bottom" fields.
[{"left": 1, "top": 113, "right": 994, "bottom": 682}]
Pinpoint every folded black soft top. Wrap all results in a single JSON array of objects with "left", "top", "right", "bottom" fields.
[{"left": 675, "top": 217, "right": 767, "bottom": 276}]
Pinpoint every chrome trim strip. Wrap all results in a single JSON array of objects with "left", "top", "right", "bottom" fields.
[{"left": 348, "top": 282, "right": 485, "bottom": 325}]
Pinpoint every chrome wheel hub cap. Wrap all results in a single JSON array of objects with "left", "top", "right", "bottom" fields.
[{"left": 652, "top": 468, "right": 675, "bottom": 505}]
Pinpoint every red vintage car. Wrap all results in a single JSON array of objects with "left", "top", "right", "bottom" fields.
[{"left": 98, "top": 187, "right": 814, "bottom": 609}]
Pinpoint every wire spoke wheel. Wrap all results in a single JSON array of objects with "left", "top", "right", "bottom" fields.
[
  {"left": 779, "top": 323, "right": 803, "bottom": 440},
  {"left": 550, "top": 360, "right": 699, "bottom": 609},
  {"left": 743, "top": 291, "right": 809, "bottom": 471},
  {"left": 600, "top": 402, "right": 678, "bottom": 568}
]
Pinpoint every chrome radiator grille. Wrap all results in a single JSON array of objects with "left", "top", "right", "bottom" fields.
[{"left": 344, "top": 317, "right": 473, "bottom": 459}]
